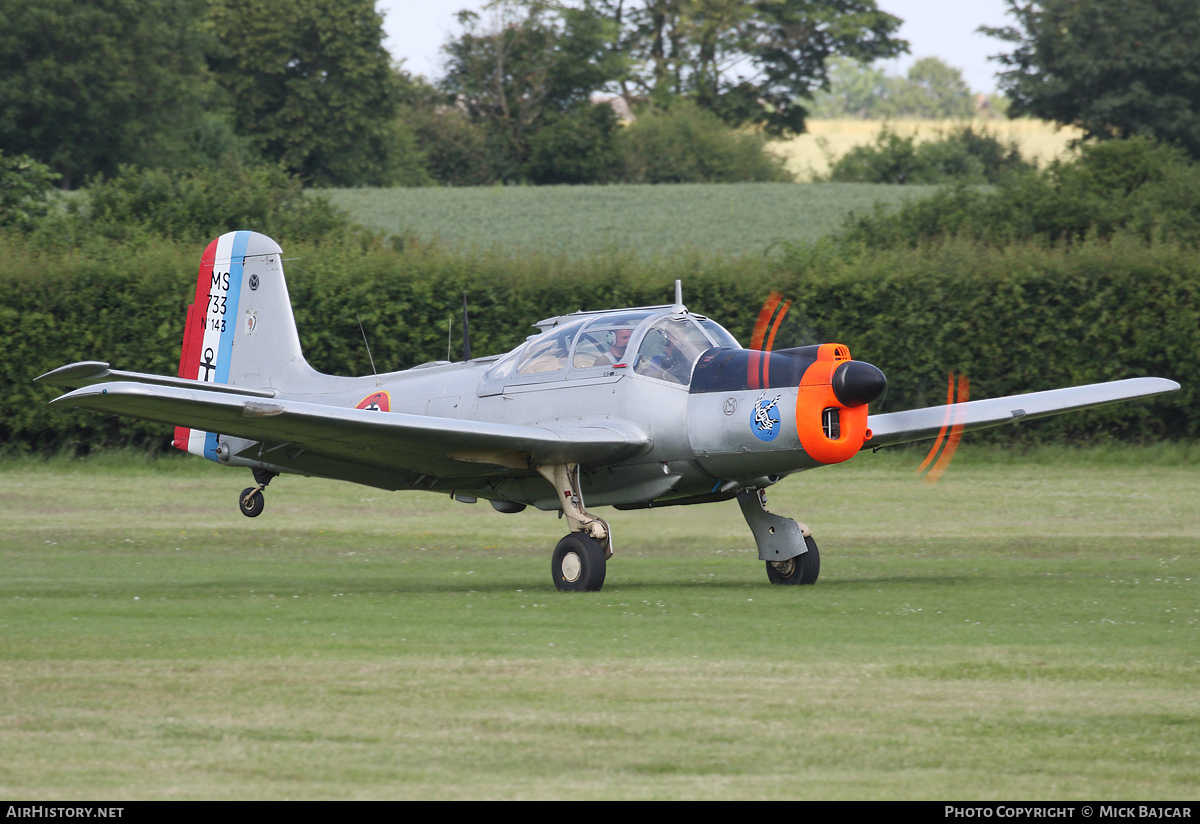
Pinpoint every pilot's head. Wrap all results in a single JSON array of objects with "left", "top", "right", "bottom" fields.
[{"left": 612, "top": 328, "right": 632, "bottom": 356}]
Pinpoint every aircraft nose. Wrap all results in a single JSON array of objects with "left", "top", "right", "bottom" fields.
[{"left": 831, "top": 361, "right": 887, "bottom": 407}]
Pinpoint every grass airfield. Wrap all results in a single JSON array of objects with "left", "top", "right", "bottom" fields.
[{"left": 1, "top": 447, "right": 1197, "bottom": 800}]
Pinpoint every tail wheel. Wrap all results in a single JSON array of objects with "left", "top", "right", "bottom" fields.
[
  {"left": 239, "top": 487, "right": 265, "bottom": 518},
  {"left": 552, "top": 533, "right": 606, "bottom": 592},
  {"left": 765, "top": 535, "right": 819, "bottom": 585}
]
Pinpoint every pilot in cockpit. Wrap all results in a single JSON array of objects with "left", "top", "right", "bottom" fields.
[
  {"left": 648, "top": 336, "right": 697, "bottom": 383},
  {"left": 576, "top": 326, "right": 634, "bottom": 368},
  {"left": 635, "top": 320, "right": 709, "bottom": 384},
  {"left": 598, "top": 327, "right": 632, "bottom": 365}
]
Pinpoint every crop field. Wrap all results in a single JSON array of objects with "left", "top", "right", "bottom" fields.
[
  {"left": 2, "top": 447, "right": 1197, "bottom": 800},
  {"left": 323, "top": 119, "right": 1076, "bottom": 258},
  {"left": 774, "top": 118, "right": 1085, "bottom": 180},
  {"left": 324, "top": 182, "right": 939, "bottom": 258}
]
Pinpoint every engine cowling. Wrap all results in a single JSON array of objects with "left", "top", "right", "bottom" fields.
[
  {"left": 689, "top": 343, "right": 886, "bottom": 469},
  {"left": 795, "top": 344, "right": 885, "bottom": 464}
]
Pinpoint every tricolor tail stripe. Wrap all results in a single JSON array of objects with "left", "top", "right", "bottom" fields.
[
  {"left": 173, "top": 231, "right": 252, "bottom": 461},
  {"left": 215, "top": 232, "right": 249, "bottom": 383}
]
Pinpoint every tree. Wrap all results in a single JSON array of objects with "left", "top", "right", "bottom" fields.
[
  {"left": 50, "top": 160, "right": 365, "bottom": 246},
  {"left": 400, "top": 79, "right": 498, "bottom": 186},
  {"left": 885, "top": 57, "right": 975, "bottom": 119},
  {"left": 0, "top": 0, "right": 217, "bottom": 188},
  {"left": 808, "top": 56, "right": 889, "bottom": 117},
  {"left": 619, "top": 99, "right": 792, "bottom": 182},
  {"left": 206, "top": 0, "right": 414, "bottom": 186},
  {"left": 610, "top": 0, "right": 907, "bottom": 136},
  {"left": 824, "top": 125, "right": 1031, "bottom": 184},
  {"left": 811, "top": 56, "right": 975, "bottom": 119},
  {"left": 984, "top": 0, "right": 1200, "bottom": 159},
  {"left": 440, "top": 0, "right": 625, "bottom": 182},
  {"left": 526, "top": 105, "right": 623, "bottom": 184},
  {"left": 836, "top": 137, "right": 1200, "bottom": 249},
  {"left": 0, "top": 151, "right": 60, "bottom": 229}
]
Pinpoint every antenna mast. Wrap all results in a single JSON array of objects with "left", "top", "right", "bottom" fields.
[
  {"left": 355, "top": 312, "right": 378, "bottom": 379},
  {"left": 462, "top": 293, "right": 472, "bottom": 361}
]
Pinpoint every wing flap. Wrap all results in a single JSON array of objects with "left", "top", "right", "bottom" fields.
[
  {"left": 51, "top": 382, "right": 652, "bottom": 476},
  {"left": 866, "top": 377, "right": 1180, "bottom": 449}
]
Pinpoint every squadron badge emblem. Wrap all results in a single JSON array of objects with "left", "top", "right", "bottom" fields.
[{"left": 750, "top": 393, "right": 782, "bottom": 441}]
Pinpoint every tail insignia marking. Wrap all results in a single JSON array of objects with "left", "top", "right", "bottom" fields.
[{"left": 174, "top": 230, "right": 253, "bottom": 461}]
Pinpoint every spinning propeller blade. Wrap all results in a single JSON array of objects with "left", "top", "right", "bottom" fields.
[
  {"left": 750, "top": 291, "right": 792, "bottom": 352},
  {"left": 747, "top": 291, "right": 795, "bottom": 388},
  {"left": 915, "top": 372, "right": 970, "bottom": 483}
]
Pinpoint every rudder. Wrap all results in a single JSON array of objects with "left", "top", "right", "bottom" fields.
[{"left": 173, "top": 231, "right": 310, "bottom": 458}]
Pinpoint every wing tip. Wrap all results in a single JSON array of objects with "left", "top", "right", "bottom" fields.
[{"left": 35, "top": 361, "right": 112, "bottom": 387}]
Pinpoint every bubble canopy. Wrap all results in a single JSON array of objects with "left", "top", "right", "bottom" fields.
[{"left": 484, "top": 309, "right": 742, "bottom": 386}]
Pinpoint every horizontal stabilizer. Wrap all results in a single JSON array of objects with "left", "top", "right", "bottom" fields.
[
  {"left": 866, "top": 377, "right": 1180, "bottom": 449},
  {"left": 50, "top": 381, "right": 653, "bottom": 477},
  {"left": 36, "top": 362, "right": 276, "bottom": 398}
]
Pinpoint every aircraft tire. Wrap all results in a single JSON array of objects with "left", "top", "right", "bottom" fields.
[
  {"left": 552, "top": 533, "right": 606, "bottom": 592},
  {"left": 239, "top": 487, "right": 265, "bottom": 518},
  {"left": 765, "top": 535, "right": 819, "bottom": 585}
]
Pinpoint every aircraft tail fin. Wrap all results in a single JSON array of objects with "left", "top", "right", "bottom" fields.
[{"left": 174, "top": 230, "right": 313, "bottom": 458}]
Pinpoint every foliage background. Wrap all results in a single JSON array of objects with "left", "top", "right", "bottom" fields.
[
  {"left": 7, "top": 228, "right": 1193, "bottom": 453},
  {"left": 985, "top": 0, "right": 1200, "bottom": 160},
  {"left": 1, "top": 2, "right": 1195, "bottom": 457}
]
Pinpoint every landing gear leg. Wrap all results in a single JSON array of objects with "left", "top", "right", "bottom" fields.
[
  {"left": 536, "top": 463, "right": 611, "bottom": 592},
  {"left": 737, "top": 488, "right": 820, "bottom": 586},
  {"left": 238, "top": 469, "right": 278, "bottom": 518}
]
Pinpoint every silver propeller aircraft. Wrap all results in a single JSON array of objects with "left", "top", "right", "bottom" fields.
[{"left": 38, "top": 231, "right": 1180, "bottom": 592}]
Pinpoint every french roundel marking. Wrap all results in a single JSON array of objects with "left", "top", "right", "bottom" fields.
[{"left": 357, "top": 391, "right": 391, "bottom": 412}]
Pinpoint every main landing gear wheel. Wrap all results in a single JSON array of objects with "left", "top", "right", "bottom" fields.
[
  {"left": 239, "top": 487, "right": 265, "bottom": 518},
  {"left": 552, "top": 533, "right": 607, "bottom": 592},
  {"left": 765, "top": 535, "right": 820, "bottom": 585}
]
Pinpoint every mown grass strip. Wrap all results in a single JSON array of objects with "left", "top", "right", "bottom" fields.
[{"left": 1, "top": 448, "right": 1196, "bottom": 799}]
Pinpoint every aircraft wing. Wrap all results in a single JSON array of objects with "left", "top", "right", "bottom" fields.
[
  {"left": 866, "top": 377, "right": 1180, "bottom": 449},
  {"left": 48, "top": 381, "right": 653, "bottom": 478}
]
